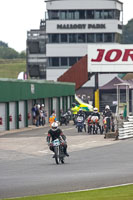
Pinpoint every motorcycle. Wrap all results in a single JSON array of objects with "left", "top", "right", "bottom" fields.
[
  {"left": 76, "top": 115, "right": 86, "bottom": 132},
  {"left": 60, "top": 112, "right": 69, "bottom": 126},
  {"left": 90, "top": 116, "right": 101, "bottom": 134},
  {"left": 87, "top": 115, "right": 92, "bottom": 134},
  {"left": 102, "top": 116, "right": 115, "bottom": 134},
  {"left": 51, "top": 138, "right": 65, "bottom": 164}
]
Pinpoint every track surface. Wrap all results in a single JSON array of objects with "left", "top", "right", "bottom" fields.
[{"left": 0, "top": 124, "right": 133, "bottom": 199}]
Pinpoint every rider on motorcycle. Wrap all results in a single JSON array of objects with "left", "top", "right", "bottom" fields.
[
  {"left": 76, "top": 108, "right": 86, "bottom": 131},
  {"left": 91, "top": 107, "right": 100, "bottom": 119},
  {"left": 103, "top": 105, "right": 113, "bottom": 131},
  {"left": 47, "top": 122, "right": 69, "bottom": 157},
  {"left": 77, "top": 108, "right": 85, "bottom": 119},
  {"left": 91, "top": 107, "right": 101, "bottom": 133}
]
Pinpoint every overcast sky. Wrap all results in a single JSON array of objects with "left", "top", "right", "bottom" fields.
[{"left": 0, "top": 0, "right": 132, "bottom": 52}]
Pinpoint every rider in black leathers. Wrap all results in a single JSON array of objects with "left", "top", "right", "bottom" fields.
[
  {"left": 103, "top": 105, "right": 113, "bottom": 131},
  {"left": 47, "top": 122, "right": 69, "bottom": 157},
  {"left": 91, "top": 107, "right": 101, "bottom": 133}
]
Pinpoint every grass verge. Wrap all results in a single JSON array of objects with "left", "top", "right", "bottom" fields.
[
  {"left": 0, "top": 59, "right": 26, "bottom": 79},
  {"left": 1, "top": 184, "right": 133, "bottom": 200}
]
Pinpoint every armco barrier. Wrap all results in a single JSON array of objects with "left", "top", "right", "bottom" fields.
[{"left": 118, "top": 116, "right": 133, "bottom": 139}]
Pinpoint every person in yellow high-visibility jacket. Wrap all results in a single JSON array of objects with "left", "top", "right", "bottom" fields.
[
  {"left": 71, "top": 103, "right": 80, "bottom": 124},
  {"left": 49, "top": 113, "right": 56, "bottom": 127}
]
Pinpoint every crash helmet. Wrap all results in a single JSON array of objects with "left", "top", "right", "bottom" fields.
[
  {"left": 93, "top": 107, "right": 98, "bottom": 113},
  {"left": 79, "top": 108, "right": 83, "bottom": 113},
  {"left": 37, "top": 104, "right": 40, "bottom": 109},
  {"left": 105, "top": 105, "right": 110, "bottom": 110},
  {"left": 51, "top": 122, "right": 58, "bottom": 131},
  {"left": 41, "top": 104, "right": 44, "bottom": 107}
]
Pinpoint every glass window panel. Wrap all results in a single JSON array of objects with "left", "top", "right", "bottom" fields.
[
  {"left": 95, "top": 10, "right": 104, "bottom": 19},
  {"left": 104, "top": 33, "right": 114, "bottom": 42},
  {"left": 69, "top": 34, "right": 77, "bottom": 43},
  {"left": 52, "top": 57, "right": 59, "bottom": 66},
  {"left": 50, "top": 10, "right": 59, "bottom": 19},
  {"left": 69, "top": 57, "right": 77, "bottom": 66},
  {"left": 48, "top": 11, "right": 51, "bottom": 19},
  {"left": 61, "top": 34, "right": 68, "bottom": 43},
  {"left": 61, "top": 57, "right": 68, "bottom": 66},
  {"left": 28, "top": 41, "right": 40, "bottom": 54},
  {"left": 75, "top": 11, "right": 79, "bottom": 19},
  {"left": 108, "top": 10, "right": 114, "bottom": 19},
  {"left": 79, "top": 10, "right": 85, "bottom": 19},
  {"left": 60, "top": 10, "right": 67, "bottom": 19},
  {"left": 96, "top": 33, "right": 103, "bottom": 42},
  {"left": 39, "top": 40, "right": 46, "bottom": 53},
  {"left": 87, "top": 34, "right": 95, "bottom": 42},
  {"left": 51, "top": 34, "right": 59, "bottom": 43},
  {"left": 104, "top": 10, "right": 114, "bottom": 19},
  {"left": 77, "top": 34, "right": 86, "bottom": 43},
  {"left": 115, "top": 10, "right": 120, "bottom": 20},
  {"left": 68, "top": 10, "right": 75, "bottom": 19},
  {"left": 86, "top": 10, "right": 94, "bottom": 19}
]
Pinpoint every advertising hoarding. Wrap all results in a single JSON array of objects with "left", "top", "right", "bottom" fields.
[{"left": 88, "top": 44, "right": 133, "bottom": 72}]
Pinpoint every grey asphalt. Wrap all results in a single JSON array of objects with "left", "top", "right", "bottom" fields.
[{"left": 0, "top": 124, "right": 133, "bottom": 199}]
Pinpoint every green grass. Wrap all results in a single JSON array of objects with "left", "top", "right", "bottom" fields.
[
  {"left": 1, "top": 184, "right": 133, "bottom": 200},
  {"left": 0, "top": 59, "right": 26, "bottom": 79}
]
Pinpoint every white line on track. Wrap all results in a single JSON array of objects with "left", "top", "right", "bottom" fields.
[{"left": 61, "top": 183, "right": 133, "bottom": 194}]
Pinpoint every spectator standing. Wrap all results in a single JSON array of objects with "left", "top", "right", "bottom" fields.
[
  {"left": 31, "top": 104, "right": 37, "bottom": 125},
  {"left": 49, "top": 113, "right": 56, "bottom": 127},
  {"left": 40, "top": 104, "right": 47, "bottom": 126},
  {"left": 36, "top": 104, "right": 40, "bottom": 127}
]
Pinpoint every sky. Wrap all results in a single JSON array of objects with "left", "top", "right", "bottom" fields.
[{"left": 0, "top": 0, "right": 133, "bottom": 53}]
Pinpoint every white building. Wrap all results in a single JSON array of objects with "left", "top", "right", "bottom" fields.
[
  {"left": 46, "top": 0, "right": 123, "bottom": 84},
  {"left": 27, "top": 0, "right": 123, "bottom": 85}
]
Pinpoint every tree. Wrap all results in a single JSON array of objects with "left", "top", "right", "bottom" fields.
[
  {"left": 122, "top": 18, "right": 133, "bottom": 44},
  {"left": 0, "top": 41, "right": 8, "bottom": 48},
  {"left": 0, "top": 46, "right": 19, "bottom": 59}
]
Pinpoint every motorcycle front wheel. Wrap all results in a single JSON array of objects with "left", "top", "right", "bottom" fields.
[{"left": 54, "top": 146, "right": 59, "bottom": 164}]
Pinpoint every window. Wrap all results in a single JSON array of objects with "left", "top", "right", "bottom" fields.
[
  {"left": 68, "top": 10, "right": 75, "bottom": 19},
  {"left": 69, "top": 57, "right": 77, "bottom": 66},
  {"left": 75, "top": 11, "right": 80, "bottom": 19},
  {"left": 77, "top": 34, "right": 86, "bottom": 43},
  {"left": 51, "top": 34, "right": 59, "bottom": 43},
  {"left": 86, "top": 10, "right": 94, "bottom": 19},
  {"left": 104, "top": 33, "right": 114, "bottom": 42},
  {"left": 96, "top": 33, "right": 103, "bottom": 42},
  {"left": 60, "top": 10, "right": 67, "bottom": 19},
  {"left": 108, "top": 10, "right": 114, "bottom": 19},
  {"left": 39, "top": 40, "right": 46, "bottom": 53},
  {"left": 69, "top": 34, "right": 77, "bottom": 43},
  {"left": 79, "top": 10, "right": 85, "bottom": 19},
  {"left": 61, "top": 34, "right": 68, "bottom": 43},
  {"left": 52, "top": 57, "right": 59, "bottom": 66},
  {"left": 87, "top": 34, "right": 95, "bottom": 43},
  {"left": 50, "top": 10, "right": 59, "bottom": 19},
  {"left": 95, "top": 10, "right": 104, "bottom": 19},
  {"left": 28, "top": 41, "right": 40, "bottom": 54},
  {"left": 61, "top": 57, "right": 68, "bottom": 66},
  {"left": 104, "top": 10, "right": 114, "bottom": 19},
  {"left": 115, "top": 10, "right": 120, "bottom": 20}
]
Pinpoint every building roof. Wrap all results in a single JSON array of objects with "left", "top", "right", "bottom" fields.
[{"left": 100, "top": 76, "right": 133, "bottom": 90}]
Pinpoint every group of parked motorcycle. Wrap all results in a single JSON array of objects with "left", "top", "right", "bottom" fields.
[
  {"left": 59, "top": 107, "right": 115, "bottom": 135},
  {"left": 73, "top": 111, "right": 115, "bottom": 134},
  {"left": 87, "top": 115, "right": 115, "bottom": 134}
]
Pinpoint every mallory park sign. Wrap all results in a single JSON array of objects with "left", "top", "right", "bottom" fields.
[
  {"left": 57, "top": 24, "right": 106, "bottom": 29},
  {"left": 88, "top": 44, "right": 133, "bottom": 73}
]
